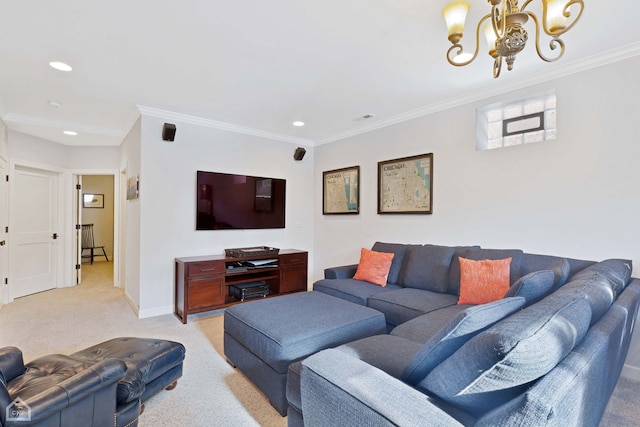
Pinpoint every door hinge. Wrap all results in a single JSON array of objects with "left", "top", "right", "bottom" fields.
[
  {"left": 75, "top": 264, "right": 81, "bottom": 270},
  {"left": 76, "top": 224, "right": 81, "bottom": 230},
  {"left": 4, "top": 175, "right": 7, "bottom": 182},
  {"left": 4, "top": 278, "right": 7, "bottom": 285},
  {"left": 76, "top": 184, "right": 81, "bottom": 190},
  {"left": 4, "top": 226, "right": 7, "bottom": 233}
]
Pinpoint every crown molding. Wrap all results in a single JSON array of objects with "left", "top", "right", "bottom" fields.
[
  {"left": 137, "top": 105, "right": 313, "bottom": 146},
  {"left": 316, "top": 42, "right": 640, "bottom": 146},
  {"left": 2, "top": 113, "right": 123, "bottom": 137}
]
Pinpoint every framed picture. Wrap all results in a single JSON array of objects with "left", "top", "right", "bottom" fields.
[
  {"left": 83, "top": 193, "right": 104, "bottom": 208},
  {"left": 378, "top": 153, "right": 433, "bottom": 214},
  {"left": 323, "top": 166, "right": 360, "bottom": 214},
  {"left": 127, "top": 176, "right": 139, "bottom": 200}
]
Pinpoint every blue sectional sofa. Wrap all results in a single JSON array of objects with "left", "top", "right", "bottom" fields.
[{"left": 286, "top": 242, "right": 640, "bottom": 427}]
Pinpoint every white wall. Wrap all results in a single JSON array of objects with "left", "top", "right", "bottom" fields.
[
  {"left": 313, "top": 55, "right": 640, "bottom": 281},
  {"left": 135, "top": 115, "right": 314, "bottom": 317},
  {"left": 120, "top": 119, "right": 142, "bottom": 310}
]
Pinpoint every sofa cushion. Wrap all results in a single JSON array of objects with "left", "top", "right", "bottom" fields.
[
  {"left": 505, "top": 269, "right": 555, "bottom": 305},
  {"left": 336, "top": 334, "right": 423, "bottom": 380},
  {"left": 391, "top": 305, "right": 472, "bottom": 344},
  {"left": 353, "top": 248, "right": 395, "bottom": 287},
  {"left": 313, "top": 279, "right": 401, "bottom": 306},
  {"left": 419, "top": 294, "right": 591, "bottom": 416},
  {"left": 458, "top": 257, "right": 512, "bottom": 305},
  {"left": 367, "top": 288, "right": 458, "bottom": 328},
  {"left": 448, "top": 248, "right": 524, "bottom": 296},
  {"left": 398, "top": 245, "right": 456, "bottom": 293},
  {"left": 553, "top": 274, "right": 617, "bottom": 324},
  {"left": 549, "top": 258, "right": 571, "bottom": 290},
  {"left": 371, "top": 242, "right": 419, "bottom": 285},
  {"left": 401, "top": 297, "right": 526, "bottom": 385},
  {"left": 569, "top": 259, "right": 632, "bottom": 296}
]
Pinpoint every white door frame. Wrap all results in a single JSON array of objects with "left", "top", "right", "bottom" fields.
[
  {"left": 71, "top": 169, "right": 120, "bottom": 288},
  {"left": 7, "top": 159, "right": 65, "bottom": 303}
]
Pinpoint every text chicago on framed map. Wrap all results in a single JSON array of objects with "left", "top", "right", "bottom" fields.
[
  {"left": 378, "top": 153, "right": 433, "bottom": 214},
  {"left": 323, "top": 166, "right": 360, "bottom": 214}
]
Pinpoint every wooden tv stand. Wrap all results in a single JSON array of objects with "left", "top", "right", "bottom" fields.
[{"left": 174, "top": 249, "right": 308, "bottom": 324}]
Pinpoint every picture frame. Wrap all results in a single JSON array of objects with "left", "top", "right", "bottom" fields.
[
  {"left": 323, "top": 166, "right": 360, "bottom": 215},
  {"left": 83, "top": 193, "right": 104, "bottom": 208},
  {"left": 126, "top": 176, "right": 139, "bottom": 200},
  {"left": 378, "top": 153, "right": 433, "bottom": 214}
]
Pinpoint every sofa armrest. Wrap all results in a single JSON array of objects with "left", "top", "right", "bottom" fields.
[
  {"left": 300, "top": 348, "right": 471, "bottom": 427},
  {"left": 0, "top": 347, "right": 25, "bottom": 383},
  {"left": 7, "top": 358, "right": 126, "bottom": 425},
  {"left": 324, "top": 264, "right": 358, "bottom": 280}
]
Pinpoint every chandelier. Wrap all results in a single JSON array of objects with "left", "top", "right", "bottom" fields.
[{"left": 442, "top": 0, "right": 584, "bottom": 78}]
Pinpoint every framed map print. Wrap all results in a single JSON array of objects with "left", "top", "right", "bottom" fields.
[
  {"left": 378, "top": 153, "right": 433, "bottom": 214},
  {"left": 323, "top": 166, "right": 360, "bottom": 214}
]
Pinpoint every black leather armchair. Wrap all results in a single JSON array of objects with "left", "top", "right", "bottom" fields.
[{"left": 0, "top": 347, "right": 139, "bottom": 427}]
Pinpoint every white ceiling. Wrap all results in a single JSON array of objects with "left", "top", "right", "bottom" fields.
[{"left": 1, "top": 0, "right": 639, "bottom": 147}]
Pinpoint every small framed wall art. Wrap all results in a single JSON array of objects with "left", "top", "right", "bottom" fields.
[
  {"left": 83, "top": 193, "right": 104, "bottom": 208},
  {"left": 378, "top": 153, "right": 433, "bottom": 214},
  {"left": 323, "top": 166, "right": 360, "bottom": 215}
]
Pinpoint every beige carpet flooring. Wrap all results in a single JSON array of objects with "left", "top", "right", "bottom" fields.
[
  {"left": 0, "top": 262, "right": 286, "bottom": 427},
  {"left": 0, "top": 261, "right": 638, "bottom": 426}
]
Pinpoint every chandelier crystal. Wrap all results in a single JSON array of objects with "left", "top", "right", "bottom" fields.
[{"left": 442, "top": 0, "right": 584, "bottom": 78}]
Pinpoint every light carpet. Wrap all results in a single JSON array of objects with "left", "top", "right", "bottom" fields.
[{"left": 0, "top": 261, "right": 638, "bottom": 426}]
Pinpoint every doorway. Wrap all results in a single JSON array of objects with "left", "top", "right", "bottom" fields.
[{"left": 76, "top": 174, "right": 115, "bottom": 285}]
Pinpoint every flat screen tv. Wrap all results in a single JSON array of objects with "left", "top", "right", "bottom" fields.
[{"left": 196, "top": 170, "right": 286, "bottom": 230}]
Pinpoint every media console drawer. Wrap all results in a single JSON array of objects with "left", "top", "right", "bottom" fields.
[
  {"left": 279, "top": 252, "right": 307, "bottom": 266},
  {"left": 188, "top": 261, "right": 224, "bottom": 277}
]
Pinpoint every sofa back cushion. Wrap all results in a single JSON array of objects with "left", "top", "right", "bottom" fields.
[
  {"left": 448, "top": 248, "right": 524, "bottom": 296},
  {"left": 419, "top": 294, "right": 591, "bottom": 417},
  {"left": 401, "top": 297, "right": 526, "bottom": 385},
  {"left": 549, "top": 258, "right": 571, "bottom": 290},
  {"left": 371, "top": 242, "right": 419, "bottom": 285},
  {"left": 504, "top": 269, "right": 555, "bottom": 305},
  {"left": 398, "top": 245, "right": 455, "bottom": 293},
  {"left": 569, "top": 259, "right": 632, "bottom": 296},
  {"left": 553, "top": 275, "right": 617, "bottom": 325}
]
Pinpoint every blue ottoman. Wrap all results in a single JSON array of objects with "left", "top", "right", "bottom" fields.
[{"left": 224, "top": 291, "right": 386, "bottom": 415}]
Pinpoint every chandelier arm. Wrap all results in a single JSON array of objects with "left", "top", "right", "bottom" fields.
[
  {"left": 545, "top": 0, "right": 584, "bottom": 36},
  {"left": 526, "top": 11, "right": 566, "bottom": 63},
  {"left": 493, "top": 56, "right": 503, "bottom": 78},
  {"left": 445, "top": 14, "right": 492, "bottom": 67},
  {"left": 520, "top": 0, "right": 534, "bottom": 12}
]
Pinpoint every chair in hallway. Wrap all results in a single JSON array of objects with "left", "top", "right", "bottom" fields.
[{"left": 81, "top": 223, "right": 109, "bottom": 264}]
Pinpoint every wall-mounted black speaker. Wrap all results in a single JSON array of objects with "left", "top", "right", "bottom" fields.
[
  {"left": 293, "top": 147, "right": 306, "bottom": 161},
  {"left": 162, "top": 123, "right": 176, "bottom": 141}
]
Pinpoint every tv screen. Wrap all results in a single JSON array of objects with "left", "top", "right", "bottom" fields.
[{"left": 196, "top": 171, "right": 286, "bottom": 230}]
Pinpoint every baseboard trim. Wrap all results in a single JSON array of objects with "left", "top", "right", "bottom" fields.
[
  {"left": 620, "top": 364, "right": 640, "bottom": 381},
  {"left": 123, "top": 292, "right": 140, "bottom": 317},
  {"left": 138, "top": 305, "right": 173, "bottom": 319}
]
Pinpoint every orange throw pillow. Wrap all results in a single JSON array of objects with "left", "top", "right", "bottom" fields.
[
  {"left": 353, "top": 248, "right": 395, "bottom": 287},
  {"left": 458, "top": 257, "right": 512, "bottom": 305}
]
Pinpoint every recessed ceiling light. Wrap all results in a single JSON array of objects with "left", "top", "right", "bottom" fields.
[
  {"left": 293, "top": 121, "right": 305, "bottom": 127},
  {"left": 48, "top": 101, "right": 62, "bottom": 108},
  {"left": 49, "top": 61, "right": 73, "bottom": 72},
  {"left": 63, "top": 130, "right": 78, "bottom": 136}
]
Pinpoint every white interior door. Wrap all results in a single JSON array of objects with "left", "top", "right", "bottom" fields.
[
  {"left": 0, "top": 158, "right": 8, "bottom": 301},
  {"left": 11, "top": 166, "right": 59, "bottom": 298}
]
